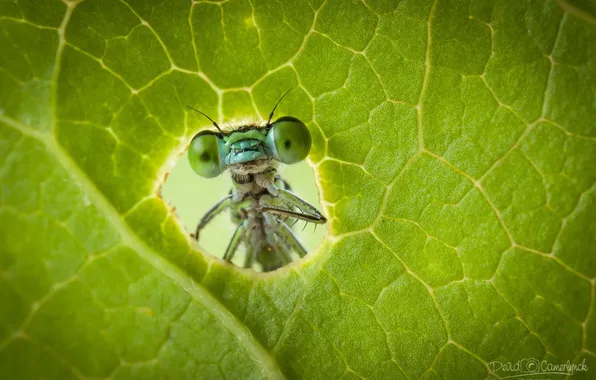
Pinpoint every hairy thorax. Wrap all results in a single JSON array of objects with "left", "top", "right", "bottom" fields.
[{"left": 229, "top": 158, "right": 279, "bottom": 199}]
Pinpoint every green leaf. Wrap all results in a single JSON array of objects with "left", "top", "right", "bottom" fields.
[{"left": 1, "top": 0, "right": 595, "bottom": 379}]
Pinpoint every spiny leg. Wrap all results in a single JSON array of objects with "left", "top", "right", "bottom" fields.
[
  {"left": 223, "top": 223, "right": 246, "bottom": 262},
  {"left": 258, "top": 217, "right": 293, "bottom": 272},
  {"left": 194, "top": 194, "right": 233, "bottom": 240},
  {"left": 277, "top": 189, "right": 325, "bottom": 220},
  {"left": 273, "top": 234, "right": 293, "bottom": 264},
  {"left": 260, "top": 189, "right": 326, "bottom": 224},
  {"left": 261, "top": 206, "right": 325, "bottom": 224},
  {"left": 275, "top": 219, "right": 308, "bottom": 258}
]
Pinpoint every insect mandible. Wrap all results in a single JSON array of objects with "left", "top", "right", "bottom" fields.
[{"left": 186, "top": 90, "right": 327, "bottom": 272}]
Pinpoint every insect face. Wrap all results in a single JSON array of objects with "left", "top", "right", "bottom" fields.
[
  {"left": 224, "top": 129, "right": 269, "bottom": 166},
  {"left": 188, "top": 117, "right": 312, "bottom": 178}
]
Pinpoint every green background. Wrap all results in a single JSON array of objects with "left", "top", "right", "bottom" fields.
[{"left": 0, "top": 0, "right": 595, "bottom": 379}]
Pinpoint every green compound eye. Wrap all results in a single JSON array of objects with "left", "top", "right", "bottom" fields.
[
  {"left": 266, "top": 116, "right": 312, "bottom": 164},
  {"left": 188, "top": 131, "right": 226, "bottom": 178}
]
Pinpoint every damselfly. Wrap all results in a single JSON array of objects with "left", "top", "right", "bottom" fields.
[{"left": 187, "top": 91, "right": 326, "bottom": 272}]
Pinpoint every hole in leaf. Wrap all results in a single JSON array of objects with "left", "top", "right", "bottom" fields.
[{"left": 161, "top": 150, "right": 327, "bottom": 272}]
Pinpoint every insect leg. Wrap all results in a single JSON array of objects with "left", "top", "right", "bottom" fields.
[
  {"left": 260, "top": 189, "right": 326, "bottom": 224},
  {"left": 270, "top": 233, "right": 293, "bottom": 265},
  {"left": 281, "top": 179, "right": 292, "bottom": 191},
  {"left": 256, "top": 237, "right": 291, "bottom": 272},
  {"left": 273, "top": 175, "right": 292, "bottom": 191},
  {"left": 223, "top": 222, "right": 246, "bottom": 262},
  {"left": 255, "top": 168, "right": 279, "bottom": 196},
  {"left": 275, "top": 220, "right": 308, "bottom": 258},
  {"left": 261, "top": 207, "right": 325, "bottom": 224},
  {"left": 194, "top": 194, "right": 233, "bottom": 240},
  {"left": 243, "top": 242, "right": 256, "bottom": 269}
]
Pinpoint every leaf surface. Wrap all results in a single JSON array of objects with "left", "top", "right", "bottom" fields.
[{"left": 1, "top": 0, "right": 595, "bottom": 379}]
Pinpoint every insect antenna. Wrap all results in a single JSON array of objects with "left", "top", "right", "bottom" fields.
[
  {"left": 186, "top": 105, "right": 223, "bottom": 133},
  {"left": 266, "top": 89, "right": 293, "bottom": 126}
]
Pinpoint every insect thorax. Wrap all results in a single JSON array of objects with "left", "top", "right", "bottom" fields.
[{"left": 230, "top": 159, "right": 279, "bottom": 197}]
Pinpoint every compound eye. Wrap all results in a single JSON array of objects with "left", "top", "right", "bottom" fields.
[
  {"left": 266, "top": 116, "right": 311, "bottom": 164},
  {"left": 188, "top": 131, "right": 225, "bottom": 178}
]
